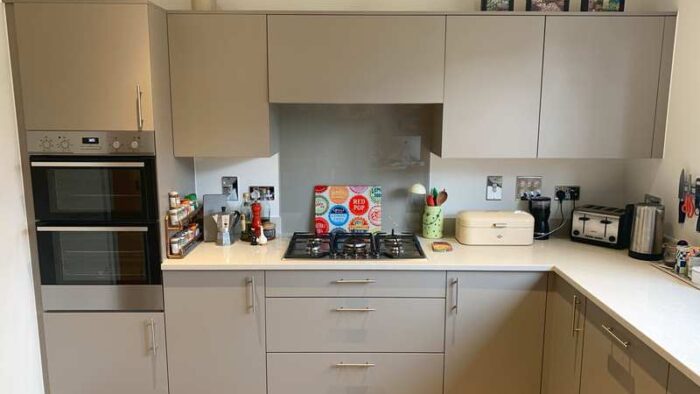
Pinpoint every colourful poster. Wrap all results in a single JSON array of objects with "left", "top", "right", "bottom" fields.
[{"left": 314, "top": 185, "right": 381, "bottom": 234}]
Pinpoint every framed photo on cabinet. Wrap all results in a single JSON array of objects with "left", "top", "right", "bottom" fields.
[
  {"left": 481, "top": 0, "right": 514, "bottom": 11},
  {"left": 581, "top": 0, "right": 625, "bottom": 11},
  {"left": 526, "top": 0, "right": 570, "bottom": 11}
]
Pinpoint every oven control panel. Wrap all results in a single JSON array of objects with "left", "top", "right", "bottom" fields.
[{"left": 27, "top": 131, "right": 155, "bottom": 155}]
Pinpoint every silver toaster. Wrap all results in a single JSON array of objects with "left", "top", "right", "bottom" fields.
[{"left": 570, "top": 205, "right": 633, "bottom": 249}]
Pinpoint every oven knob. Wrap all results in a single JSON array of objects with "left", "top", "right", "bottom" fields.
[
  {"left": 59, "top": 139, "right": 70, "bottom": 150},
  {"left": 130, "top": 140, "right": 139, "bottom": 150},
  {"left": 573, "top": 230, "right": 580, "bottom": 236},
  {"left": 112, "top": 140, "right": 121, "bottom": 150},
  {"left": 40, "top": 139, "right": 53, "bottom": 150},
  {"left": 609, "top": 236, "right": 617, "bottom": 243}
]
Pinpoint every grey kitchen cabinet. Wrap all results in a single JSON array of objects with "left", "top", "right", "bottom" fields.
[
  {"left": 267, "top": 15, "right": 445, "bottom": 103},
  {"left": 168, "top": 14, "right": 274, "bottom": 157},
  {"left": 444, "top": 272, "right": 547, "bottom": 394},
  {"left": 266, "top": 297, "right": 445, "bottom": 353},
  {"left": 164, "top": 271, "right": 266, "bottom": 394},
  {"left": 538, "top": 16, "right": 667, "bottom": 158},
  {"left": 579, "top": 302, "right": 669, "bottom": 394},
  {"left": 541, "top": 274, "right": 587, "bottom": 394},
  {"left": 668, "top": 366, "right": 700, "bottom": 394},
  {"left": 10, "top": 3, "right": 154, "bottom": 131},
  {"left": 267, "top": 353, "right": 444, "bottom": 394},
  {"left": 652, "top": 16, "right": 677, "bottom": 158},
  {"left": 439, "top": 16, "right": 544, "bottom": 158},
  {"left": 43, "top": 312, "right": 167, "bottom": 394}
]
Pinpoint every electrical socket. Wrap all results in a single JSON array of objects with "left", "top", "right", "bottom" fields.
[
  {"left": 516, "top": 176, "right": 543, "bottom": 200},
  {"left": 554, "top": 185, "right": 581, "bottom": 201}
]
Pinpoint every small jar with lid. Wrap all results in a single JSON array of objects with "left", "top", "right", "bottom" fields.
[
  {"left": 170, "top": 236, "right": 183, "bottom": 255},
  {"left": 168, "top": 191, "right": 180, "bottom": 209},
  {"left": 169, "top": 209, "right": 180, "bottom": 226}
]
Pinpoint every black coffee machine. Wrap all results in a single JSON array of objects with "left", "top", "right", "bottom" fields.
[{"left": 529, "top": 197, "right": 552, "bottom": 240}]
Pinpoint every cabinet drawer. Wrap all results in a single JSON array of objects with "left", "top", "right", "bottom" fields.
[
  {"left": 267, "top": 298, "right": 444, "bottom": 352},
  {"left": 580, "top": 302, "right": 668, "bottom": 394},
  {"left": 265, "top": 271, "right": 445, "bottom": 298},
  {"left": 267, "top": 353, "right": 444, "bottom": 394}
]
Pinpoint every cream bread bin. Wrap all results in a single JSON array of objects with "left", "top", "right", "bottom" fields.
[{"left": 455, "top": 211, "right": 534, "bottom": 246}]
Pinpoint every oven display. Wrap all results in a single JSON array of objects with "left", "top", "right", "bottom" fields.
[{"left": 82, "top": 137, "right": 99, "bottom": 145}]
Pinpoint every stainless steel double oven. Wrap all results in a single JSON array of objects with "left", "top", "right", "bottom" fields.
[{"left": 28, "top": 131, "right": 163, "bottom": 311}]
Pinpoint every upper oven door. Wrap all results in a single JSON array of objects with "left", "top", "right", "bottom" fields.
[{"left": 30, "top": 156, "right": 157, "bottom": 222}]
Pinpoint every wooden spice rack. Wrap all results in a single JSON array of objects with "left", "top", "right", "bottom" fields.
[{"left": 164, "top": 206, "right": 203, "bottom": 259}]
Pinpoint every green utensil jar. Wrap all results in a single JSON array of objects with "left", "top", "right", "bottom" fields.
[{"left": 422, "top": 206, "right": 444, "bottom": 239}]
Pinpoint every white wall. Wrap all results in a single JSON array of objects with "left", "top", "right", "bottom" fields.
[
  {"left": 194, "top": 155, "right": 281, "bottom": 217},
  {"left": 0, "top": 5, "right": 44, "bottom": 394},
  {"left": 626, "top": 0, "right": 700, "bottom": 244}
]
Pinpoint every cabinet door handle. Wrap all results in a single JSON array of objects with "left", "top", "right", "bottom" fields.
[
  {"left": 335, "top": 362, "right": 375, "bottom": 368},
  {"left": 571, "top": 294, "right": 583, "bottom": 336},
  {"left": 136, "top": 83, "right": 144, "bottom": 130},
  {"left": 450, "top": 278, "right": 459, "bottom": 313},
  {"left": 147, "top": 318, "right": 158, "bottom": 357},
  {"left": 333, "top": 279, "right": 376, "bottom": 284},
  {"left": 334, "top": 307, "right": 376, "bottom": 312},
  {"left": 247, "top": 277, "right": 255, "bottom": 313},
  {"left": 601, "top": 324, "right": 630, "bottom": 349}
]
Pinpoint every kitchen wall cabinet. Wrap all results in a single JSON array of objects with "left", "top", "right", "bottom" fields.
[
  {"left": 444, "top": 272, "right": 547, "bottom": 394},
  {"left": 43, "top": 312, "right": 168, "bottom": 394},
  {"left": 538, "top": 16, "right": 666, "bottom": 159},
  {"left": 668, "top": 366, "right": 700, "bottom": 394},
  {"left": 579, "top": 302, "right": 669, "bottom": 394},
  {"left": 164, "top": 271, "right": 266, "bottom": 394},
  {"left": 439, "top": 16, "right": 544, "bottom": 158},
  {"left": 11, "top": 3, "right": 153, "bottom": 131},
  {"left": 541, "top": 274, "right": 587, "bottom": 394},
  {"left": 168, "top": 14, "right": 275, "bottom": 157},
  {"left": 268, "top": 15, "right": 445, "bottom": 103}
]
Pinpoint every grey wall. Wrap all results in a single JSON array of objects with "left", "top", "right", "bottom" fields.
[{"left": 278, "top": 105, "right": 438, "bottom": 233}]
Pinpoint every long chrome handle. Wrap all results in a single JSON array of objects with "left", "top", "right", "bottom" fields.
[
  {"left": 31, "top": 162, "right": 145, "bottom": 168},
  {"left": 602, "top": 324, "right": 630, "bottom": 349},
  {"left": 334, "top": 307, "right": 376, "bottom": 312},
  {"left": 335, "top": 362, "right": 375, "bottom": 368},
  {"left": 571, "top": 295, "right": 583, "bottom": 336},
  {"left": 36, "top": 226, "right": 148, "bottom": 232},
  {"left": 148, "top": 319, "right": 158, "bottom": 357},
  {"left": 450, "top": 278, "right": 459, "bottom": 313},
  {"left": 137, "top": 84, "right": 144, "bottom": 129},
  {"left": 333, "top": 279, "right": 376, "bottom": 284},
  {"left": 247, "top": 277, "right": 255, "bottom": 313}
]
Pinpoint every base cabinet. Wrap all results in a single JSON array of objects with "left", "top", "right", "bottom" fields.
[
  {"left": 541, "top": 274, "right": 586, "bottom": 394},
  {"left": 43, "top": 312, "right": 168, "bottom": 394},
  {"left": 444, "top": 272, "right": 547, "bottom": 394},
  {"left": 267, "top": 353, "right": 443, "bottom": 394},
  {"left": 164, "top": 271, "right": 266, "bottom": 394},
  {"left": 668, "top": 367, "right": 700, "bottom": 394},
  {"left": 580, "top": 302, "right": 669, "bottom": 394}
]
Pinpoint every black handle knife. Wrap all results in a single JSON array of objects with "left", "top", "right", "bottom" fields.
[
  {"left": 695, "top": 178, "right": 700, "bottom": 232},
  {"left": 679, "top": 170, "right": 686, "bottom": 224}
]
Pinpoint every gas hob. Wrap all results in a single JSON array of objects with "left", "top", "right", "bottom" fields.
[{"left": 283, "top": 231, "right": 426, "bottom": 260}]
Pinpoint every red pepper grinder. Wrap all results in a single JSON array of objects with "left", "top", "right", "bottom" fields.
[{"left": 251, "top": 201, "right": 262, "bottom": 238}]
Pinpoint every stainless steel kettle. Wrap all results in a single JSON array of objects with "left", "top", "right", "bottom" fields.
[{"left": 629, "top": 203, "right": 665, "bottom": 261}]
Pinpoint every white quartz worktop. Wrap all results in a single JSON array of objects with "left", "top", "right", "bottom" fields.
[{"left": 163, "top": 237, "right": 700, "bottom": 386}]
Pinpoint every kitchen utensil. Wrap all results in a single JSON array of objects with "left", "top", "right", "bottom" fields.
[
  {"left": 679, "top": 169, "right": 687, "bottom": 224},
  {"left": 203, "top": 194, "right": 231, "bottom": 242},
  {"left": 213, "top": 208, "right": 232, "bottom": 246},
  {"left": 426, "top": 194, "right": 435, "bottom": 206},
  {"left": 436, "top": 189, "right": 448, "bottom": 206},
  {"left": 629, "top": 203, "right": 665, "bottom": 261},
  {"left": 682, "top": 173, "right": 695, "bottom": 219}
]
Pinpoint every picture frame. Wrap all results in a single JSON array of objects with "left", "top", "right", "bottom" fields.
[
  {"left": 526, "top": 0, "right": 570, "bottom": 11},
  {"left": 581, "top": 0, "right": 625, "bottom": 12},
  {"left": 481, "top": 0, "right": 514, "bottom": 11}
]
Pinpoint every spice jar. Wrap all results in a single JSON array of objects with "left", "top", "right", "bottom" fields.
[{"left": 168, "top": 191, "right": 180, "bottom": 209}]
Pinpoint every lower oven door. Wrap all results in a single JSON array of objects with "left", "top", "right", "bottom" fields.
[{"left": 36, "top": 224, "right": 162, "bottom": 311}]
